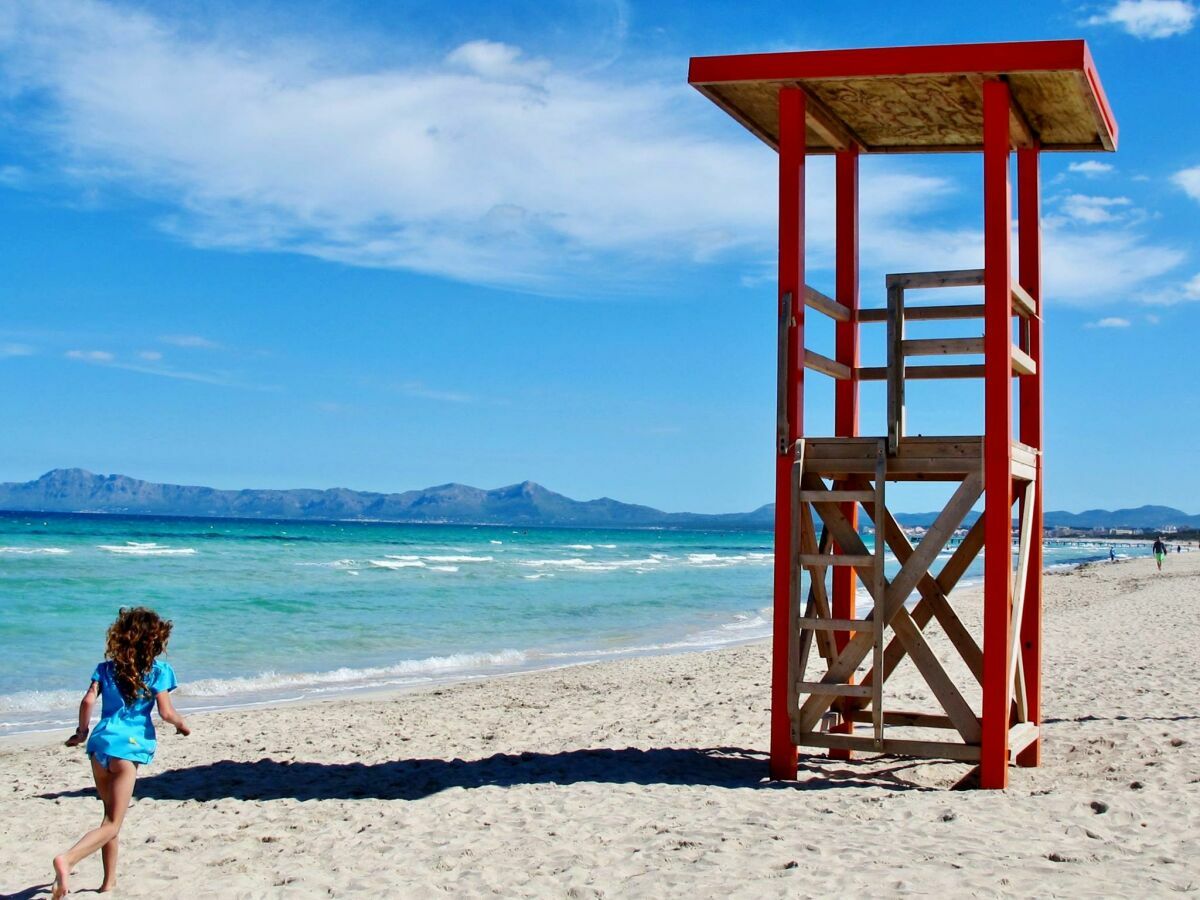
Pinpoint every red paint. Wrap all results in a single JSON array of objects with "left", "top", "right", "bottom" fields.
[
  {"left": 829, "top": 147, "right": 860, "bottom": 758},
  {"left": 980, "top": 79, "right": 1014, "bottom": 790},
  {"left": 1016, "top": 147, "right": 1043, "bottom": 768},
  {"left": 770, "top": 86, "right": 805, "bottom": 781}
]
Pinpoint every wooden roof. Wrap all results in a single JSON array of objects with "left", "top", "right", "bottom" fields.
[{"left": 688, "top": 40, "right": 1117, "bottom": 154}]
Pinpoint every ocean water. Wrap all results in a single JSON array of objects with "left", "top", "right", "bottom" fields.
[{"left": 0, "top": 511, "right": 1151, "bottom": 737}]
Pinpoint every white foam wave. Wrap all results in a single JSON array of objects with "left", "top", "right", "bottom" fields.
[
  {"left": 519, "top": 556, "right": 665, "bottom": 573},
  {"left": 0, "top": 688, "right": 81, "bottom": 713},
  {"left": 369, "top": 559, "right": 426, "bottom": 569},
  {"left": 566, "top": 544, "right": 594, "bottom": 550},
  {"left": 429, "top": 565, "right": 459, "bottom": 573},
  {"left": 181, "top": 649, "right": 529, "bottom": 698},
  {"left": 0, "top": 546, "right": 70, "bottom": 555},
  {"left": 382, "top": 554, "right": 493, "bottom": 563},
  {"left": 98, "top": 542, "right": 196, "bottom": 557}
]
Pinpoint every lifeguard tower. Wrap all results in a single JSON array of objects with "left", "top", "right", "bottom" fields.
[{"left": 688, "top": 41, "right": 1117, "bottom": 788}]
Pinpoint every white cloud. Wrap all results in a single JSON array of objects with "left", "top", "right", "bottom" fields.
[
  {"left": 1146, "top": 313, "right": 1161, "bottom": 324},
  {"left": 1186, "top": 272, "right": 1200, "bottom": 299},
  {"left": 160, "top": 334, "right": 220, "bottom": 349},
  {"left": 1, "top": 342, "right": 36, "bottom": 357},
  {"left": 1086, "top": 0, "right": 1197, "bottom": 37},
  {"left": 138, "top": 349, "right": 163, "bottom": 361},
  {"left": 0, "top": 165, "right": 29, "bottom": 188},
  {"left": 1173, "top": 166, "right": 1200, "bottom": 201},
  {"left": 1086, "top": 316, "right": 1131, "bottom": 328},
  {"left": 1041, "top": 221, "right": 1185, "bottom": 306},
  {"left": 1068, "top": 161, "right": 1114, "bottom": 178},
  {"left": 0, "top": 0, "right": 954, "bottom": 294},
  {"left": 65, "top": 349, "right": 115, "bottom": 362},
  {"left": 1059, "top": 193, "right": 1133, "bottom": 224},
  {"left": 65, "top": 347, "right": 273, "bottom": 389}
]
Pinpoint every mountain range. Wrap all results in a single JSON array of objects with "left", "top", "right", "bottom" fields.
[{"left": 1, "top": 469, "right": 1196, "bottom": 530}]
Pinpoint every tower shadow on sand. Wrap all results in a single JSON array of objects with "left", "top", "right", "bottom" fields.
[{"left": 39, "top": 746, "right": 946, "bottom": 803}]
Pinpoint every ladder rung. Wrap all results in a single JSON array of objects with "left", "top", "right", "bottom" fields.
[
  {"left": 796, "top": 553, "right": 876, "bottom": 567},
  {"left": 796, "top": 681, "right": 873, "bottom": 699},
  {"left": 798, "top": 489, "right": 876, "bottom": 503},
  {"left": 797, "top": 616, "right": 875, "bottom": 632}
]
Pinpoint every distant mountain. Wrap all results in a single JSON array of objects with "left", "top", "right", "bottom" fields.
[
  {"left": 1, "top": 470, "right": 1192, "bottom": 531},
  {"left": 0, "top": 469, "right": 774, "bottom": 529},
  {"left": 891, "top": 506, "right": 1200, "bottom": 530}
]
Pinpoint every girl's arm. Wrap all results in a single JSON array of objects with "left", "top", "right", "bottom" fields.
[
  {"left": 155, "top": 690, "right": 190, "bottom": 736},
  {"left": 65, "top": 682, "right": 98, "bottom": 747}
]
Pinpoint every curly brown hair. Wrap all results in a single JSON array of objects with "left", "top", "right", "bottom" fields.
[{"left": 105, "top": 607, "right": 173, "bottom": 703}]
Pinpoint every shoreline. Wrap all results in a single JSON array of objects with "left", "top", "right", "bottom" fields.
[{"left": 0, "top": 547, "right": 1173, "bottom": 743}]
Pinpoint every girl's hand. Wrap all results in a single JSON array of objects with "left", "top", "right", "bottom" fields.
[
  {"left": 175, "top": 721, "right": 191, "bottom": 737},
  {"left": 65, "top": 728, "right": 88, "bottom": 748}
]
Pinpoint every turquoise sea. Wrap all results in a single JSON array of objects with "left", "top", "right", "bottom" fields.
[{"left": 0, "top": 511, "right": 1151, "bottom": 737}]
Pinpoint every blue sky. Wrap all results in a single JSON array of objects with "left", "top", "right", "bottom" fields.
[{"left": 1, "top": 0, "right": 1198, "bottom": 514}]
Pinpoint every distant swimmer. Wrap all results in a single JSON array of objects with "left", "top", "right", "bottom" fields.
[{"left": 1153, "top": 536, "right": 1167, "bottom": 571}]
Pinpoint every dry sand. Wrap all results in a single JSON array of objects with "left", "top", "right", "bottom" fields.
[{"left": 2, "top": 552, "right": 1198, "bottom": 898}]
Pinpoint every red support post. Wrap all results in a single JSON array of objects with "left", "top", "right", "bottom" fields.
[
  {"left": 770, "top": 86, "right": 806, "bottom": 781},
  {"left": 1016, "top": 146, "right": 1043, "bottom": 767},
  {"left": 981, "top": 79, "right": 1014, "bottom": 789},
  {"left": 829, "top": 146, "right": 860, "bottom": 758}
]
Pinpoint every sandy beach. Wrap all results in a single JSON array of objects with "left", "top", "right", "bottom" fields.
[{"left": 2, "top": 551, "right": 1198, "bottom": 898}]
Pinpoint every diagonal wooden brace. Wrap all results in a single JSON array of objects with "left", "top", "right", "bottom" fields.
[{"left": 794, "top": 473, "right": 984, "bottom": 739}]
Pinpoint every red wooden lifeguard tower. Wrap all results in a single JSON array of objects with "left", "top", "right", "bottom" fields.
[{"left": 688, "top": 41, "right": 1117, "bottom": 788}]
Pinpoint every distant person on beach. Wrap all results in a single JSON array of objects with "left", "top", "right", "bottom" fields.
[
  {"left": 50, "top": 607, "right": 190, "bottom": 899},
  {"left": 1110, "top": 547, "right": 1116, "bottom": 562},
  {"left": 1153, "top": 537, "right": 1167, "bottom": 571}
]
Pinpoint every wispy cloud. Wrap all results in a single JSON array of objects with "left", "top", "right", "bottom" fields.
[
  {"left": 397, "top": 381, "right": 473, "bottom": 404},
  {"left": 0, "top": 165, "right": 29, "bottom": 188},
  {"left": 1, "top": 342, "right": 36, "bottom": 357},
  {"left": 0, "top": 0, "right": 955, "bottom": 295},
  {"left": 1059, "top": 194, "right": 1133, "bottom": 225},
  {"left": 1086, "top": 316, "right": 1132, "bottom": 328},
  {"left": 160, "top": 334, "right": 221, "bottom": 349},
  {"left": 64, "top": 348, "right": 275, "bottom": 389},
  {"left": 1067, "top": 161, "right": 1114, "bottom": 178},
  {"left": 1174, "top": 166, "right": 1200, "bottom": 201},
  {"left": 137, "top": 349, "right": 163, "bottom": 361},
  {"left": 1086, "top": 0, "right": 1197, "bottom": 38}
]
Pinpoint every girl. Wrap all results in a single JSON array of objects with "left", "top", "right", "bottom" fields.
[{"left": 53, "top": 607, "right": 190, "bottom": 898}]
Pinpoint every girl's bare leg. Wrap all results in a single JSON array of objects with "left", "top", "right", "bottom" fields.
[
  {"left": 93, "top": 759, "right": 119, "bottom": 892},
  {"left": 52, "top": 759, "right": 136, "bottom": 899}
]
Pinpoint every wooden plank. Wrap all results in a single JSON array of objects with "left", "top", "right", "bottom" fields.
[
  {"left": 887, "top": 282, "right": 905, "bottom": 454},
  {"left": 885, "top": 269, "right": 985, "bottom": 290},
  {"left": 872, "top": 442, "right": 886, "bottom": 746},
  {"left": 1011, "top": 282, "right": 1036, "bottom": 318},
  {"left": 1011, "top": 344, "right": 1037, "bottom": 376},
  {"left": 844, "top": 709, "right": 955, "bottom": 730},
  {"left": 796, "top": 681, "right": 873, "bottom": 698},
  {"left": 903, "top": 337, "right": 984, "bottom": 357},
  {"left": 859, "top": 364, "right": 985, "bottom": 381},
  {"left": 797, "top": 553, "right": 875, "bottom": 567},
  {"left": 859, "top": 303, "right": 985, "bottom": 323},
  {"left": 793, "top": 731, "right": 982, "bottom": 763},
  {"left": 788, "top": 439, "right": 805, "bottom": 716},
  {"left": 1011, "top": 440, "right": 1038, "bottom": 470},
  {"left": 935, "top": 515, "right": 986, "bottom": 596},
  {"left": 796, "top": 616, "right": 875, "bottom": 632},
  {"left": 1012, "top": 458, "right": 1037, "bottom": 483},
  {"left": 798, "top": 489, "right": 875, "bottom": 503},
  {"left": 798, "top": 504, "right": 838, "bottom": 663},
  {"left": 881, "top": 509, "right": 984, "bottom": 685},
  {"left": 795, "top": 474, "right": 982, "bottom": 734},
  {"left": 1008, "top": 722, "right": 1039, "bottom": 758},
  {"left": 800, "top": 85, "right": 864, "bottom": 152},
  {"left": 896, "top": 437, "right": 981, "bottom": 458},
  {"left": 804, "top": 349, "right": 852, "bottom": 380},
  {"left": 1008, "top": 482, "right": 1036, "bottom": 723},
  {"left": 804, "top": 285, "right": 852, "bottom": 322},
  {"left": 889, "top": 605, "right": 983, "bottom": 743}
]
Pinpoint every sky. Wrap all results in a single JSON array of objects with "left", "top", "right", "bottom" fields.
[{"left": 1, "top": 0, "right": 1198, "bottom": 514}]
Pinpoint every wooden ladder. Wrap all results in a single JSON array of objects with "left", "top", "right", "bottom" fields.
[{"left": 791, "top": 439, "right": 888, "bottom": 748}]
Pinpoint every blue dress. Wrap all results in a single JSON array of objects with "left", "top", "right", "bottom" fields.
[{"left": 86, "top": 660, "right": 178, "bottom": 767}]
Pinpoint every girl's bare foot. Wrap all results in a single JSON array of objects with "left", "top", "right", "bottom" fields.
[
  {"left": 99, "top": 881, "right": 117, "bottom": 893},
  {"left": 52, "top": 855, "right": 70, "bottom": 899}
]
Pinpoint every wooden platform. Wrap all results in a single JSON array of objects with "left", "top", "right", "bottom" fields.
[
  {"left": 802, "top": 435, "right": 1038, "bottom": 482},
  {"left": 688, "top": 40, "right": 1117, "bottom": 154}
]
